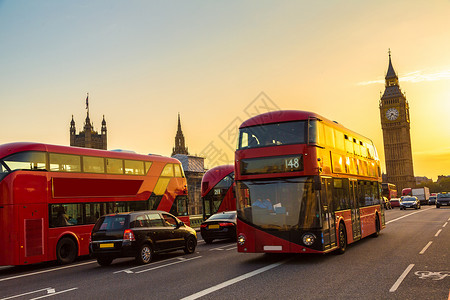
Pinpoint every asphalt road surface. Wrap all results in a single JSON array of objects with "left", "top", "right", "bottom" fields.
[{"left": 0, "top": 207, "right": 449, "bottom": 300}]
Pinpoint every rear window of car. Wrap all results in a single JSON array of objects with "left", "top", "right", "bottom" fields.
[
  {"left": 93, "top": 216, "right": 128, "bottom": 231},
  {"left": 208, "top": 212, "right": 236, "bottom": 220}
]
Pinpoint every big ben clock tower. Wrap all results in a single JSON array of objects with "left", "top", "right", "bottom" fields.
[{"left": 380, "top": 50, "right": 415, "bottom": 191}]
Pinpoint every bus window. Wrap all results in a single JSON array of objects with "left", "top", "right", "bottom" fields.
[
  {"left": 145, "top": 161, "right": 153, "bottom": 174},
  {"left": 324, "top": 125, "right": 335, "bottom": 148},
  {"left": 83, "top": 156, "right": 105, "bottom": 173},
  {"left": 174, "top": 164, "right": 182, "bottom": 177},
  {"left": 124, "top": 160, "right": 144, "bottom": 175},
  {"left": 1, "top": 151, "right": 46, "bottom": 172},
  {"left": 106, "top": 158, "right": 124, "bottom": 174},
  {"left": 49, "top": 153, "right": 81, "bottom": 172},
  {"left": 334, "top": 130, "right": 345, "bottom": 151},
  {"left": 161, "top": 164, "right": 174, "bottom": 177}
]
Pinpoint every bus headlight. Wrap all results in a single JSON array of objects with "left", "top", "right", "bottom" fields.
[
  {"left": 238, "top": 234, "right": 246, "bottom": 246},
  {"left": 302, "top": 233, "right": 316, "bottom": 246}
]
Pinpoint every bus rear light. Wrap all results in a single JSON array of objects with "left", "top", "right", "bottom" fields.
[
  {"left": 238, "top": 234, "right": 246, "bottom": 246},
  {"left": 123, "top": 229, "right": 135, "bottom": 242},
  {"left": 302, "top": 233, "right": 316, "bottom": 246}
]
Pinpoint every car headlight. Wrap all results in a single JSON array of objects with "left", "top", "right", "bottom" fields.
[
  {"left": 238, "top": 234, "right": 246, "bottom": 246},
  {"left": 302, "top": 233, "right": 316, "bottom": 246}
]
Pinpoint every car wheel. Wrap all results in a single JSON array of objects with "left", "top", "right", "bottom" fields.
[
  {"left": 336, "top": 223, "right": 347, "bottom": 254},
  {"left": 204, "top": 238, "right": 213, "bottom": 244},
  {"left": 184, "top": 236, "right": 197, "bottom": 254},
  {"left": 97, "top": 257, "right": 113, "bottom": 266},
  {"left": 136, "top": 244, "right": 153, "bottom": 264},
  {"left": 436, "top": 204, "right": 440, "bottom": 208},
  {"left": 56, "top": 237, "right": 77, "bottom": 264}
]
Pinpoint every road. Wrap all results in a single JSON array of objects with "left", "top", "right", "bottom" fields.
[{"left": 0, "top": 207, "right": 449, "bottom": 300}]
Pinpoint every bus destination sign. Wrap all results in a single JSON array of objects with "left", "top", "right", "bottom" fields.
[{"left": 240, "top": 155, "right": 303, "bottom": 175}]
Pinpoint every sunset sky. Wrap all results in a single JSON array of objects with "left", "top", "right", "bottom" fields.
[{"left": 1, "top": 1, "right": 449, "bottom": 180}]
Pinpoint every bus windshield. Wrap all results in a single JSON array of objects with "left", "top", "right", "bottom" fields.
[
  {"left": 0, "top": 151, "right": 47, "bottom": 180},
  {"left": 237, "top": 121, "right": 306, "bottom": 150},
  {"left": 236, "top": 177, "right": 320, "bottom": 230}
]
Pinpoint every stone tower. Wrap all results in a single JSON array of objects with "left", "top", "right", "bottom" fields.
[
  {"left": 172, "top": 113, "right": 189, "bottom": 156},
  {"left": 379, "top": 51, "right": 415, "bottom": 192},
  {"left": 70, "top": 94, "right": 107, "bottom": 150}
]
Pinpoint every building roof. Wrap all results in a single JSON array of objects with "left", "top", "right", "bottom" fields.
[{"left": 172, "top": 154, "right": 205, "bottom": 173}]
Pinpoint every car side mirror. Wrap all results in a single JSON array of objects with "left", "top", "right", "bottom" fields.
[{"left": 177, "top": 221, "right": 184, "bottom": 228}]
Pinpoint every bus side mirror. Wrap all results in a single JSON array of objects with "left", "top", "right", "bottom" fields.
[{"left": 314, "top": 176, "right": 322, "bottom": 191}]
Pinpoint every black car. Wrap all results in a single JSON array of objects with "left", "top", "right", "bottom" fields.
[
  {"left": 90, "top": 211, "right": 197, "bottom": 266},
  {"left": 400, "top": 196, "right": 420, "bottom": 210},
  {"left": 436, "top": 192, "right": 450, "bottom": 208},
  {"left": 200, "top": 211, "right": 237, "bottom": 244}
]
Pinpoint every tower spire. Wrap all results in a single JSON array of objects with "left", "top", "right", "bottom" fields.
[{"left": 172, "top": 113, "right": 189, "bottom": 156}]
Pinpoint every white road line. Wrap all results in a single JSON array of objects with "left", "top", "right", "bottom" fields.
[
  {"left": 419, "top": 241, "right": 433, "bottom": 255},
  {"left": 29, "top": 288, "right": 78, "bottom": 300},
  {"left": 0, "top": 287, "right": 52, "bottom": 300},
  {"left": 385, "top": 207, "right": 433, "bottom": 225},
  {"left": 180, "top": 258, "right": 290, "bottom": 300},
  {"left": 389, "top": 264, "right": 414, "bottom": 292},
  {"left": 435, "top": 229, "right": 443, "bottom": 237},
  {"left": 0, "top": 261, "right": 96, "bottom": 282},
  {"left": 443, "top": 222, "right": 448, "bottom": 228},
  {"left": 114, "top": 256, "right": 202, "bottom": 274},
  {"left": 226, "top": 246, "right": 237, "bottom": 251}
]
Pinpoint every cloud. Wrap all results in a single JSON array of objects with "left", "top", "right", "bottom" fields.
[{"left": 358, "top": 69, "right": 450, "bottom": 85}]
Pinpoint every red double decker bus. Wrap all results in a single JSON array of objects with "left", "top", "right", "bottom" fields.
[
  {"left": 201, "top": 165, "right": 235, "bottom": 220},
  {"left": 0, "top": 142, "right": 189, "bottom": 265},
  {"left": 382, "top": 183, "right": 397, "bottom": 200},
  {"left": 235, "top": 110, "right": 384, "bottom": 254}
]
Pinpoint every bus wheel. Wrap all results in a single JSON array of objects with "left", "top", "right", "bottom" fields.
[
  {"left": 372, "top": 215, "right": 380, "bottom": 238},
  {"left": 136, "top": 244, "right": 153, "bottom": 264},
  {"left": 337, "top": 223, "right": 347, "bottom": 254},
  {"left": 184, "top": 236, "right": 197, "bottom": 254},
  {"left": 56, "top": 237, "right": 77, "bottom": 264}
]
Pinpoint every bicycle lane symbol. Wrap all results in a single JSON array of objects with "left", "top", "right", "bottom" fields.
[{"left": 414, "top": 271, "right": 450, "bottom": 281}]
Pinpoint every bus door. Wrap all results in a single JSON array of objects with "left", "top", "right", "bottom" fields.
[
  {"left": 19, "top": 204, "right": 46, "bottom": 264},
  {"left": 349, "top": 179, "right": 361, "bottom": 241},
  {"left": 320, "top": 178, "right": 336, "bottom": 250}
]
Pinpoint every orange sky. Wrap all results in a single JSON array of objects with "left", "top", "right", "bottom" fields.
[{"left": 0, "top": 1, "right": 449, "bottom": 180}]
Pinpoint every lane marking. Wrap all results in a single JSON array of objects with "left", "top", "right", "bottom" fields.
[
  {"left": 0, "top": 261, "right": 96, "bottom": 282},
  {"left": 29, "top": 288, "right": 78, "bottom": 300},
  {"left": 114, "top": 256, "right": 202, "bottom": 274},
  {"left": 389, "top": 264, "right": 414, "bottom": 292},
  {"left": 226, "top": 246, "right": 237, "bottom": 251},
  {"left": 443, "top": 222, "right": 448, "bottom": 228},
  {"left": 385, "top": 207, "right": 433, "bottom": 225},
  {"left": 181, "top": 258, "right": 290, "bottom": 300},
  {"left": 0, "top": 287, "right": 52, "bottom": 300},
  {"left": 419, "top": 241, "right": 433, "bottom": 255},
  {"left": 435, "top": 229, "right": 442, "bottom": 237}
]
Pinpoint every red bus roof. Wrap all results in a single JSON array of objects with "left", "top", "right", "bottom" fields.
[
  {"left": 0, "top": 142, "right": 179, "bottom": 164},
  {"left": 201, "top": 164, "right": 234, "bottom": 197}
]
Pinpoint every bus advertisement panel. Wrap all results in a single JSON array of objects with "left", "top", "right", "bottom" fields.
[
  {"left": 201, "top": 165, "right": 235, "bottom": 220},
  {"left": 235, "top": 110, "right": 384, "bottom": 254},
  {"left": 0, "top": 142, "right": 188, "bottom": 265}
]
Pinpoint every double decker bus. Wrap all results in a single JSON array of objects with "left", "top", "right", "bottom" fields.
[
  {"left": 201, "top": 165, "right": 235, "bottom": 220},
  {"left": 235, "top": 110, "right": 384, "bottom": 254},
  {"left": 382, "top": 183, "right": 397, "bottom": 200},
  {"left": 0, "top": 142, "right": 189, "bottom": 265}
]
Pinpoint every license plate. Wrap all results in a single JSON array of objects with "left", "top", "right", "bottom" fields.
[
  {"left": 209, "top": 224, "right": 220, "bottom": 229},
  {"left": 99, "top": 243, "right": 114, "bottom": 248}
]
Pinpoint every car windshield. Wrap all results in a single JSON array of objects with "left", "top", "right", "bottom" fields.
[
  {"left": 402, "top": 198, "right": 415, "bottom": 202},
  {"left": 208, "top": 212, "right": 236, "bottom": 220},
  {"left": 437, "top": 193, "right": 450, "bottom": 199}
]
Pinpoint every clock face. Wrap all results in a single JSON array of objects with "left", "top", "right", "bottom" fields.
[{"left": 386, "top": 108, "right": 399, "bottom": 121}]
